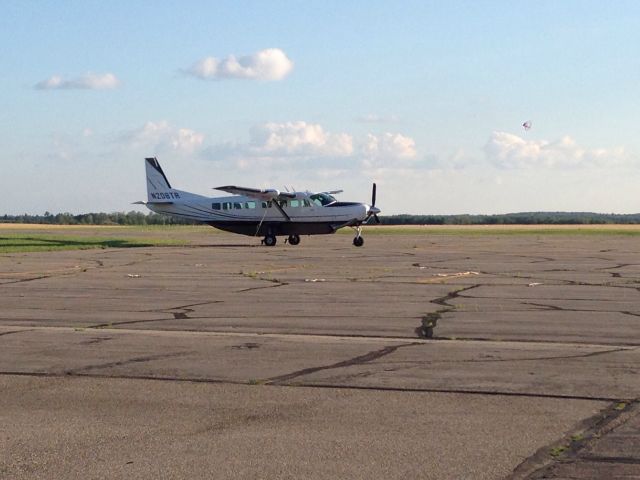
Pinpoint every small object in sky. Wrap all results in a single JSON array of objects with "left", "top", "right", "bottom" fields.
[{"left": 522, "top": 120, "right": 532, "bottom": 131}]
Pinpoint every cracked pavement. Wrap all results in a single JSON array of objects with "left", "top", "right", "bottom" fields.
[{"left": 1, "top": 227, "right": 639, "bottom": 479}]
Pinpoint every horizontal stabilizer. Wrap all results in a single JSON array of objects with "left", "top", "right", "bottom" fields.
[{"left": 132, "top": 200, "right": 174, "bottom": 205}]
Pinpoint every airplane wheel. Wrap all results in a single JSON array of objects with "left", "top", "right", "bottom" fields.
[
  {"left": 288, "top": 234, "right": 300, "bottom": 245},
  {"left": 353, "top": 236, "right": 364, "bottom": 247},
  {"left": 264, "top": 235, "right": 277, "bottom": 247}
]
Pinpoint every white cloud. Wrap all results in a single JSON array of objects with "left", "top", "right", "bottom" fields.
[
  {"left": 203, "top": 122, "right": 419, "bottom": 174},
  {"left": 35, "top": 72, "right": 120, "bottom": 90},
  {"left": 249, "top": 121, "right": 353, "bottom": 157},
  {"left": 125, "top": 121, "right": 204, "bottom": 155},
  {"left": 185, "top": 48, "right": 293, "bottom": 81},
  {"left": 484, "top": 131, "right": 628, "bottom": 169},
  {"left": 361, "top": 133, "right": 417, "bottom": 168}
]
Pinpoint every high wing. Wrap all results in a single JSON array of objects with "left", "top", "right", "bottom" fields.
[
  {"left": 214, "top": 185, "right": 296, "bottom": 201},
  {"left": 214, "top": 185, "right": 294, "bottom": 221}
]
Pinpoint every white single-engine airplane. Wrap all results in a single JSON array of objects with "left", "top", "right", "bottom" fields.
[{"left": 136, "top": 157, "right": 381, "bottom": 247}]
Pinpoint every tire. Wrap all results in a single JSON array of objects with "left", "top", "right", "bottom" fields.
[
  {"left": 353, "top": 236, "right": 364, "bottom": 247},
  {"left": 288, "top": 235, "right": 300, "bottom": 245},
  {"left": 264, "top": 235, "right": 277, "bottom": 247}
]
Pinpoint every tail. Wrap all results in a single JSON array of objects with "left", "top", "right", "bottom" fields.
[{"left": 144, "top": 157, "right": 181, "bottom": 203}]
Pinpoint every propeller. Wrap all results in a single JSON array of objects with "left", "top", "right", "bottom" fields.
[{"left": 367, "top": 183, "right": 381, "bottom": 224}]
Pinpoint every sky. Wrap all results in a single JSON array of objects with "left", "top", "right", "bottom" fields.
[{"left": 2, "top": 1, "right": 640, "bottom": 215}]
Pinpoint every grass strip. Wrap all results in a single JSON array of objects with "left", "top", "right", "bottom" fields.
[{"left": 0, "top": 234, "right": 185, "bottom": 253}]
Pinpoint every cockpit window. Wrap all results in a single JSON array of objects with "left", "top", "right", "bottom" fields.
[{"left": 309, "top": 193, "right": 336, "bottom": 206}]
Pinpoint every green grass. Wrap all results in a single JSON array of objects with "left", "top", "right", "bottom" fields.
[{"left": 0, "top": 234, "right": 185, "bottom": 253}]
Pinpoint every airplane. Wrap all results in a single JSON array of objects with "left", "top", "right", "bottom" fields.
[{"left": 136, "top": 157, "right": 381, "bottom": 247}]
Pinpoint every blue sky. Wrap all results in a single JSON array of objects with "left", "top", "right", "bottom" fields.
[{"left": 2, "top": 1, "right": 639, "bottom": 215}]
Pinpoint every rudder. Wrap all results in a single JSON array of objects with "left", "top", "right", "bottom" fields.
[{"left": 145, "top": 157, "right": 180, "bottom": 203}]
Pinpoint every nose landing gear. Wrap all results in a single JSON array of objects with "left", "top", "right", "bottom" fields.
[{"left": 352, "top": 226, "right": 364, "bottom": 247}]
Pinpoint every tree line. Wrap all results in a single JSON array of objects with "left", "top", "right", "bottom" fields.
[
  {"left": 1, "top": 211, "right": 197, "bottom": 225},
  {"left": 380, "top": 212, "right": 640, "bottom": 225},
  {"left": 2, "top": 211, "right": 640, "bottom": 225}
]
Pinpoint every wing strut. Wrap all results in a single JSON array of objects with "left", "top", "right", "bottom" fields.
[
  {"left": 272, "top": 201, "right": 291, "bottom": 221},
  {"left": 255, "top": 208, "right": 269, "bottom": 236}
]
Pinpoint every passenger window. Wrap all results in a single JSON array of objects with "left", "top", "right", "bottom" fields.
[
  {"left": 261, "top": 202, "right": 268, "bottom": 208},
  {"left": 212, "top": 203, "right": 221, "bottom": 210},
  {"left": 222, "top": 203, "right": 229, "bottom": 210},
  {"left": 303, "top": 199, "right": 311, "bottom": 207},
  {"left": 233, "top": 202, "right": 242, "bottom": 209},
  {"left": 246, "top": 201, "right": 256, "bottom": 209},
  {"left": 290, "top": 200, "right": 299, "bottom": 207}
]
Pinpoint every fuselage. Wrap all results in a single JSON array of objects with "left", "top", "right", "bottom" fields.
[{"left": 147, "top": 189, "right": 369, "bottom": 236}]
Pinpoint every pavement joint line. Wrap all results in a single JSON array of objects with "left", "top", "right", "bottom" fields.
[
  {"left": 578, "top": 455, "right": 640, "bottom": 465},
  {"left": 282, "top": 382, "right": 632, "bottom": 403},
  {"left": 0, "top": 325, "right": 424, "bottom": 344},
  {"left": 0, "top": 370, "right": 631, "bottom": 403},
  {"left": 2, "top": 324, "right": 639, "bottom": 350},
  {"left": 432, "top": 335, "right": 640, "bottom": 348}
]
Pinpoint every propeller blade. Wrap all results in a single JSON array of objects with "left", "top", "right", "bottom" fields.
[
  {"left": 371, "top": 183, "right": 377, "bottom": 207},
  {"left": 374, "top": 214, "right": 380, "bottom": 224}
]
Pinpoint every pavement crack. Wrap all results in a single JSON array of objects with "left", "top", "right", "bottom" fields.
[
  {"left": 432, "top": 284, "right": 482, "bottom": 308},
  {"left": 237, "top": 282, "right": 288, "bottom": 293},
  {"left": 0, "top": 329, "right": 34, "bottom": 337},
  {"left": 522, "top": 301, "right": 564, "bottom": 311},
  {"left": 266, "top": 342, "right": 421, "bottom": 385},
  {"left": 417, "top": 284, "right": 481, "bottom": 338},
  {"left": 511, "top": 400, "right": 640, "bottom": 480},
  {"left": 1, "top": 275, "right": 50, "bottom": 285},
  {"left": 65, "top": 352, "right": 189, "bottom": 375},
  {"left": 89, "top": 317, "right": 184, "bottom": 329}
]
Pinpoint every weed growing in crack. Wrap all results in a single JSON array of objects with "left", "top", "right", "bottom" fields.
[
  {"left": 418, "top": 312, "right": 442, "bottom": 338},
  {"left": 549, "top": 445, "right": 568, "bottom": 457},
  {"left": 570, "top": 433, "right": 584, "bottom": 442}
]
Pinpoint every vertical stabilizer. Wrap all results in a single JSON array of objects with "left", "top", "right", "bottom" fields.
[{"left": 145, "top": 157, "right": 180, "bottom": 203}]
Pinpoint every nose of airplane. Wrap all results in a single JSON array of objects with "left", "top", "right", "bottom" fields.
[{"left": 369, "top": 206, "right": 381, "bottom": 215}]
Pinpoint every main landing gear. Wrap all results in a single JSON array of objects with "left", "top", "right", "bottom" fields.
[
  {"left": 262, "top": 234, "right": 301, "bottom": 247},
  {"left": 263, "top": 234, "right": 277, "bottom": 247},
  {"left": 287, "top": 234, "right": 300, "bottom": 245},
  {"left": 352, "top": 226, "right": 364, "bottom": 247}
]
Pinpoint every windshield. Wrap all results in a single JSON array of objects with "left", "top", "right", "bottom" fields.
[{"left": 309, "top": 193, "right": 336, "bottom": 206}]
